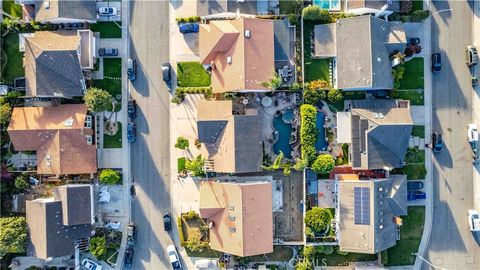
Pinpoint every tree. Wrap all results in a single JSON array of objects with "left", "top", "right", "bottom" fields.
[
  {"left": 290, "top": 82, "right": 301, "bottom": 91},
  {"left": 293, "top": 158, "right": 308, "bottom": 171},
  {"left": 83, "top": 87, "right": 113, "bottom": 113},
  {"left": 303, "top": 88, "right": 325, "bottom": 105},
  {"left": 300, "top": 104, "right": 318, "bottom": 164},
  {"left": 311, "top": 154, "right": 335, "bottom": 174},
  {"left": 307, "top": 80, "right": 329, "bottom": 90},
  {"left": 327, "top": 89, "right": 343, "bottom": 103},
  {"left": 4, "top": 91, "right": 22, "bottom": 106},
  {"left": 305, "top": 207, "right": 332, "bottom": 233},
  {"left": 302, "top": 6, "right": 332, "bottom": 23},
  {"left": 89, "top": 236, "right": 106, "bottom": 258},
  {"left": 99, "top": 169, "right": 121, "bottom": 185},
  {"left": 185, "top": 228, "right": 204, "bottom": 252},
  {"left": 260, "top": 72, "right": 282, "bottom": 92},
  {"left": 15, "top": 174, "right": 29, "bottom": 191},
  {"left": 262, "top": 151, "right": 292, "bottom": 176},
  {"left": 175, "top": 136, "right": 189, "bottom": 150},
  {"left": 0, "top": 103, "right": 12, "bottom": 126},
  {"left": 185, "top": 155, "right": 205, "bottom": 177},
  {"left": 0, "top": 217, "right": 27, "bottom": 258}
]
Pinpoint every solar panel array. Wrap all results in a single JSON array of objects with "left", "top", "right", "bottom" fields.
[{"left": 354, "top": 187, "right": 371, "bottom": 225}]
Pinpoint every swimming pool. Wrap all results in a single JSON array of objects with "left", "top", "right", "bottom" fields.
[
  {"left": 313, "top": 0, "right": 340, "bottom": 10},
  {"left": 273, "top": 115, "right": 293, "bottom": 159},
  {"left": 315, "top": 111, "right": 328, "bottom": 151},
  {"left": 282, "top": 108, "right": 294, "bottom": 123}
]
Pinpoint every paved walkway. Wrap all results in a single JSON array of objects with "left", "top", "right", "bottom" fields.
[{"left": 410, "top": 105, "right": 426, "bottom": 125}]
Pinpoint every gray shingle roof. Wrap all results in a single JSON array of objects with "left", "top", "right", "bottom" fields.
[
  {"left": 197, "top": 120, "right": 228, "bottom": 144},
  {"left": 314, "top": 16, "right": 406, "bottom": 90},
  {"left": 35, "top": 0, "right": 96, "bottom": 22},
  {"left": 274, "top": 18, "right": 291, "bottom": 61},
  {"left": 53, "top": 185, "right": 93, "bottom": 226}
]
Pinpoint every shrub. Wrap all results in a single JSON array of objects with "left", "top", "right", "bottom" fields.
[
  {"left": 293, "top": 158, "right": 308, "bottom": 171},
  {"left": 300, "top": 104, "right": 318, "bottom": 163},
  {"left": 89, "top": 236, "right": 106, "bottom": 258},
  {"left": 392, "top": 65, "right": 405, "bottom": 90},
  {"left": 176, "top": 16, "right": 201, "bottom": 23},
  {"left": 305, "top": 226, "right": 315, "bottom": 239},
  {"left": 177, "top": 217, "right": 185, "bottom": 243},
  {"left": 99, "top": 169, "right": 121, "bottom": 185},
  {"left": 183, "top": 210, "right": 198, "bottom": 221},
  {"left": 411, "top": 10, "right": 430, "bottom": 22},
  {"left": 0, "top": 217, "right": 27, "bottom": 257},
  {"left": 400, "top": 0, "right": 413, "bottom": 14},
  {"left": 185, "top": 227, "right": 203, "bottom": 252},
  {"left": 311, "top": 154, "right": 335, "bottom": 174},
  {"left": 307, "top": 79, "right": 329, "bottom": 90},
  {"left": 175, "top": 136, "right": 189, "bottom": 150},
  {"left": 173, "top": 87, "right": 213, "bottom": 103},
  {"left": 303, "top": 88, "right": 325, "bottom": 105},
  {"left": 288, "top": 14, "right": 299, "bottom": 25},
  {"left": 84, "top": 87, "right": 113, "bottom": 113},
  {"left": 15, "top": 174, "right": 29, "bottom": 190},
  {"left": 305, "top": 207, "right": 331, "bottom": 233},
  {"left": 290, "top": 82, "right": 302, "bottom": 91},
  {"left": 0, "top": 103, "right": 12, "bottom": 126},
  {"left": 185, "top": 155, "right": 205, "bottom": 177},
  {"left": 323, "top": 245, "right": 334, "bottom": 254},
  {"left": 327, "top": 89, "right": 343, "bottom": 103},
  {"left": 302, "top": 6, "right": 332, "bottom": 23}
]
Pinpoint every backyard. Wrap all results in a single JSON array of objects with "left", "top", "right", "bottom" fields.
[
  {"left": 103, "top": 122, "right": 122, "bottom": 148},
  {"left": 329, "top": 91, "right": 366, "bottom": 112},
  {"left": 313, "top": 247, "right": 377, "bottom": 266},
  {"left": 382, "top": 206, "right": 425, "bottom": 266},
  {"left": 93, "top": 58, "right": 122, "bottom": 111},
  {"left": 1, "top": 33, "right": 25, "bottom": 84},
  {"left": 90, "top": 22, "right": 122, "bottom": 38},
  {"left": 176, "top": 62, "right": 211, "bottom": 87},
  {"left": 305, "top": 58, "right": 330, "bottom": 83}
]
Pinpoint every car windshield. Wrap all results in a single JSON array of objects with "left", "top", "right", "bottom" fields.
[
  {"left": 474, "top": 214, "right": 479, "bottom": 219},
  {"left": 172, "top": 261, "right": 180, "bottom": 268}
]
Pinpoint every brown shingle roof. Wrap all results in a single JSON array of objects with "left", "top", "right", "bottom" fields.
[
  {"left": 7, "top": 104, "right": 97, "bottom": 175},
  {"left": 199, "top": 17, "right": 275, "bottom": 93},
  {"left": 199, "top": 181, "right": 273, "bottom": 256},
  {"left": 24, "top": 31, "right": 85, "bottom": 97}
]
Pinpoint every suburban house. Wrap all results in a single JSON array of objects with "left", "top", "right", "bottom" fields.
[
  {"left": 17, "top": 0, "right": 97, "bottom": 24},
  {"left": 197, "top": 100, "right": 263, "bottom": 173},
  {"left": 199, "top": 180, "right": 273, "bottom": 257},
  {"left": 196, "top": 0, "right": 279, "bottom": 17},
  {"left": 313, "top": 15, "right": 406, "bottom": 91},
  {"left": 24, "top": 30, "right": 96, "bottom": 98},
  {"left": 199, "top": 17, "right": 274, "bottom": 93},
  {"left": 336, "top": 99, "right": 413, "bottom": 170},
  {"left": 336, "top": 173, "right": 407, "bottom": 254},
  {"left": 7, "top": 104, "right": 97, "bottom": 175},
  {"left": 26, "top": 184, "right": 94, "bottom": 259}
]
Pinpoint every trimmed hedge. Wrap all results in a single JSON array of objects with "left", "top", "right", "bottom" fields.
[
  {"left": 172, "top": 87, "right": 213, "bottom": 104},
  {"left": 176, "top": 16, "right": 201, "bottom": 23},
  {"left": 300, "top": 104, "right": 318, "bottom": 164},
  {"left": 177, "top": 217, "right": 185, "bottom": 243}
]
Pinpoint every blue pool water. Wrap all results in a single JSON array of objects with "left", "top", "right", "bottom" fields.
[
  {"left": 315, "top": 112, "right": 328, "bottom": 151},
  {"left": 273, "top": 115, "right": 293, "bottom": 159},
  {"left": 282, "top": 109, "right": 294, "bottom": 123},
  {"left": 313, "top": 0, "right": 340, "bottom": 10}
]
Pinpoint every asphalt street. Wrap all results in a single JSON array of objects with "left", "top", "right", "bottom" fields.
[
  {"left": 424, "top": 1, "right": 480, "bottom": 269},
  {"left": 128, "top": 0, "right": 172, "bottom": 269}
]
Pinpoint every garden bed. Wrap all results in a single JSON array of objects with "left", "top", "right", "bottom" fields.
[
  {"left": 411, "top": 126, "right": 425, "bottom": 138},
  {"left": 382, "top": 206, "right": 425, "bottom": 266},
  {"left": 313, "top": 247, "right": 377, "bottom": 266},
  {"left": 248, "top": 246, "right": 293, "bottom": 262}
]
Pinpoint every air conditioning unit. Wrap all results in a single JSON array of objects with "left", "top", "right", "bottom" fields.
[
  {"left": 227, "top": 56, "right": 232, "bottom": 64},
  {"left": 244, "top": 30, "right": 251, "bottom": 38},
  {"left": 86, "top": 135, "right": 93, "bottom": 145}
]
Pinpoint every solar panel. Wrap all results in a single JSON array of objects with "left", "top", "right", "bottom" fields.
[{"left": 354, "top": 187, "right": 371, "bottom": 225}]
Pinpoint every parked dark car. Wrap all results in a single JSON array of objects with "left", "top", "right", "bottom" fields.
[
  {"left": 127, "top": 224, "right": 137, "bottom": 246},
  {"left": 432, "top": 132, "right": 443, "bottom": 153},
  {"left": 127, "top": 58, "right": 137, "bottom": 81},
  {"left": 431, "top": 53, "right": 442, "bottom": 73},
  {"left": 162, "top": 63, "right": 172, "bottom": 88},
  {"left": 178, "top": 23, "right": 199, "bottom": 34},
  {"left": 98, "top": 48, "right": 119, "bottom": 57},
  {"left": 130, "top": 184, "right": 136, "bottom": 197},
  {"left": 127, "top": 122, "right": 136, "bottom": 143},
  {"left": 128, "top": 99, "right": 137, "bottom": 118},
  {"left": 407, "top": 181, "right": 424, "bottom": 191},
  {"left": 124, "top": 247, "right": 134, "bottom": 267},
  {"left": 163, "top": 213, "right": 172, "bottom": 231},
  {"left": 407, "top": 191, "right": 426, "bottom": 201}
]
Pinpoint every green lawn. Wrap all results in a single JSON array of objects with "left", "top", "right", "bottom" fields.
[
  {"left": 399, "top": 58, "right": 424, "bottom": 90},
  {"left": 185, "top": 247, "right": 221, "bottom": 258},
  {"left": 2, "top": 0, "right": 22, "bottom": 18},
  {"left": 248, "top": 246, "right": 293, "bottom": 262},
  {"left": 393, "top": 90, "right": 424, "bottom": 105},
  {"left": 177, "top": 62, "right": 211, "bottom": 87},
  {"left": 177, "top": 157, "right": 186, "bottom": 173},
  {"left": 405, "top": 148, "right": 425, "bottom": 164},
  {"left": 93, "top": 58, "right": 122, "bottom": 112},
  {"left": 90, "top": 22, "right": 122, "bottom": 38},
  {"left": 412, "top": 0, "right": 424, "bottom": 12},
  {"left": 411, "top": 126, "right": 425, "bottom": 138},
  {"left": 329, "top": 91, "right": 366, "bottom": 111},
  {"left": 392, "top": 164, "right": 426, "bottom": 180},
  {"left": 1, "top": 33, "right": 25, "bottom": 84},
  {"left": 305, "top": 58, "right": 331, "bottom": 83},
  {"left": 383, "top": 206, "right": 425, "bottom": 266},
  {"left": 103, "top": 122, "right": 122, "bottom": 148},
  {"left": 314, "top": 247, "right": 377, "bottom": 266}
]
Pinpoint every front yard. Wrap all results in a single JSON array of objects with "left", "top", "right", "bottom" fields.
[
  {"left": 177, "top": 62, "right": 211, "bottom": 87},
  {"left": 90, "top": 22, "right": 122, "bottom": 38},
  {"left": 411, "top": 125, "right": 425, "bottom": 138},
  {"left": 392, "top": 148, "right": 426, "bottom": 180},
  {"left": 399, "top": 58, "right": 424, "bottom": 90},
  {"left": 92, "top": 58, "right": 122, "bottom": 111},
  {"left": 382, "top": 206, "right": 425, "bottom": 266},
  {"left": 103, "top": 122, "right": 122, "bottom": 148},
  {"left": 1, "top": 33, "right": 25, "bottom": 84},
  {"left": 313, "top": 247, "right": 377, "bottom": 266}
]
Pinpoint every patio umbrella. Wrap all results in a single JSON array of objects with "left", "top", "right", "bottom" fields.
[{"left": 261, "top": 96, "right": 272, "bottom": 107}]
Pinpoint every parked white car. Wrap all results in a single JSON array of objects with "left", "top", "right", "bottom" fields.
[
  {"left": 98, "top": 7, "right": 117, "bottom": 16},
  {"left": 82, "top": 258, "right": 102, "bottom": 270},
  {"left": 468, "top": 123, "right": 479, "bottom": 142},
  {"left": 468, "top": 209, "right": 480, "bottom": 231},
  {"left": 167, "top": 245, "right": 182, "bottom": 270}
]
